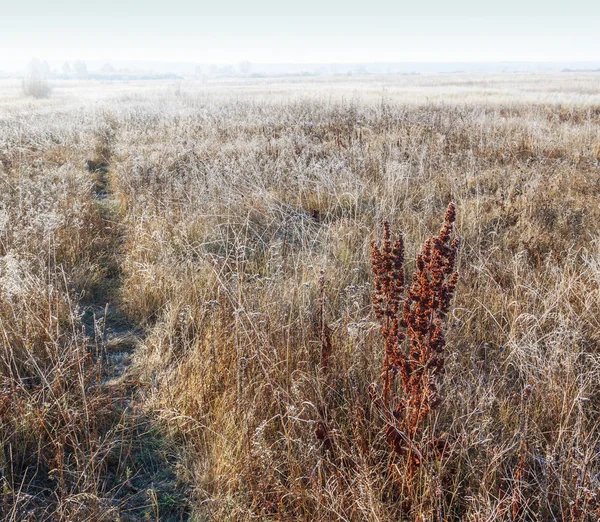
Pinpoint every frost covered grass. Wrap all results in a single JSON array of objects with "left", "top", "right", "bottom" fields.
[{"left": 1, "top": 74, "right": 600, "bottom": 520}]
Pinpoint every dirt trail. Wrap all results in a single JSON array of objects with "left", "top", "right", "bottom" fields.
[{"left": 81, "top": 155, "right": 189, "bottom": 521}]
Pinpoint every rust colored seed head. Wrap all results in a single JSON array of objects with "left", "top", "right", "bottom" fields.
[
  {"left": 370, "top": 203, "right": 460, "bottom": 471},
  {"left": 370, "top": 222, "right": 405, "bottom": 323},
  {"left": 370, "top": 221, "right": 407, "bottom": 409}
]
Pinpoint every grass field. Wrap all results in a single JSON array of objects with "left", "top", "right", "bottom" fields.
[{"left": 1, "top": 73, "right": 600, "bottom": 521}]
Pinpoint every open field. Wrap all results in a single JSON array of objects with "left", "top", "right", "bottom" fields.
[{"left": 1, "top": 73, "right": 600, "bottom": 520}]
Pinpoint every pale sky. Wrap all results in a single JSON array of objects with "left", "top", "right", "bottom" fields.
[{"left": 1, "top": 0, "right": 599, "bottom": 68}]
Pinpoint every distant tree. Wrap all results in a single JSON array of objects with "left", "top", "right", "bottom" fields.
[
  {"left": 239, "top": 60, "right": 252, "bottom": 76},
  {"left": 22, "top": 58, "right": 51, "bottom": 98},
  {"left": 100, "top": 63, "right": 115, "bottom": 74},
  {"left": 73, "top": 60, "right": 88, "bottom": 79},
  {"left": 62, "top": 61, "right": 71, "bottom": 76},
  {"left": 194, "top": 65, "right": 202, "bottom": 77}
]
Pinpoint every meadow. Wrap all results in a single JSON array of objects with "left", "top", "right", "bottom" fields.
[{"left": 1, "top": 73, "right": 600, "bottom": 521}]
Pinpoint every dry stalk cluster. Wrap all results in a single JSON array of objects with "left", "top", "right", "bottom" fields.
[{"left": 371, "top": 203, "right": 459, "bottom": 479}]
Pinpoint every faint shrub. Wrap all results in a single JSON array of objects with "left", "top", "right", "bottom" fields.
[{"left": 22, "top": 58, "right": 51, "bottom": 98}]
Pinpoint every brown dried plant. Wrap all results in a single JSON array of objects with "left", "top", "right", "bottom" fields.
[
  {"left": 371, "top": 203, "right": 460, "bottom": 476},
  {"left": 319, "top": 269, "right": 333, "bottom": 370}
]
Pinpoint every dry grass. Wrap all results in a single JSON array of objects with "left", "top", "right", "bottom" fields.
[{"left": 1, "top": 74, "right": 600, "bottom": 520}]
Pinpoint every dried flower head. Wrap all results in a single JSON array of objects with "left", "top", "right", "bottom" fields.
[{"left": 370, "top": 203, "right": 460, "bottom": 476}]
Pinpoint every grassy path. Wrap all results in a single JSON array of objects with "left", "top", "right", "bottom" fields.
[{"left": 80, "top": 154, "right": 190, "bottom": 521}]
